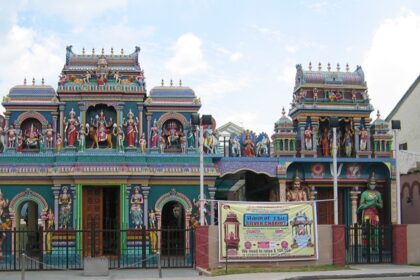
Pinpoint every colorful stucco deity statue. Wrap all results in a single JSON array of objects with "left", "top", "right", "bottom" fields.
[
  {"left": 286, "top": 175, "right": 308, "bottom": 202},
  {"left": 124, "top": 110, "right": 138, "bottom": 147},
  {"left": 342, "top": 124, "right": 354, "bottom": 157},
  {"left": 304, "top": 126, "right": 313, "bottom": 150},
  {"left": 358, "top": 173, "right": 383, "bottom": 225},
  {"left": 64, "top": 109, "right": 79, "bottom": 147},
  {"left": 139, "top": 133, "right": 146, "bottom": 153},
  {"left": 359, "top": 126, "right": 368, "bottom": 151},
  {"left": 243, "top": 131, "right": 255, "bottom": 157},
  {"left": 58, "top": 186, "right": 72, "bottom": 229},
  {"left": 130, "top": 186, "right": 144, "bottom": 229}
]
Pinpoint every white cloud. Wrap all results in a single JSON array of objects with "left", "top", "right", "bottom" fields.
[
  {"left": 0, "top": 24, "right": 63, "bottom": 112},
  {"left": 277, "top": 65, "right": 296, "bottom": 88},
  {"left": 165, "top": 33, "right": 208, "bottom": 76},
  {"left": 194, "top": 77, "right": 250, "bottom": 101},
  {"left": 363, "top": 10, "right": 420, "bottom": 117},
  {"left": 230, "top": 52, "right": 243, "bottom": 62}
]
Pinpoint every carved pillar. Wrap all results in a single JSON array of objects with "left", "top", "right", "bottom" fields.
[
  {"left": 350, "top": 187, "right": 361, "bottom": 224},
  {"left": 278, "top": 179, "right": 287, "bottom": 202},
  {"left": 52, "top": 114, "right": 58, "bottom": 147},
  {"left": 312, "top": 126, "right": 318, "bottom": 152},
  {"left": 125, "top": 185, "right": 132, "bottom": 229},
  {"left": 354, "top": 127, "right": 360, "bottom": 152},
  {"left": 52, "top": 185, "right": 61, "bottom": 230},
  {"left": 137, "top": 103, "right": 144, "bottom": 137},
  {"left": 116, "top": 103, "right": 124, "bottom": 128},
  {"left": 147, "top": 114, "right": 152, "bottom": 148},
  {"left": 208, "top": 187, "right": 216, "bottom": 225},
  {"left": 70, "top": 185, "right": 76, "bottom": 229},
  {"left": 78, "top": 102, "right": 86, "bottom": 126},
  {"left": 299, "top": 126, "right": 304, "bottom": 151},
  {"left": 142, "top": 185, "right": 150, "bottom": 229},
  {"left": 59, "top": 104, "right": 65, "bottom": 141},
  {"left": 4, "top": 114, "right": 10, "bottom": 149}
]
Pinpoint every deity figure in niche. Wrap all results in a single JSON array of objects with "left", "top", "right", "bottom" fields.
[
  {"left": 139, "top": 133, "right": 146, "bottom": 153},
  {"left": 286, "top": 175, "right": 308, "bottom": 202},
  {"left": 45, "top": 124, "right": 55, "bottom": 149},
  {"left": 24, "top": 124, "right": 40, "bottom": 149},
  {"left": 150, "top": 128, "right": 159, "bottom": 148},
  {"left": 7, "top": 125, "right": 17, "bottom": 148},
  {"left": 78, "top": 124, "right": 89, "bottom": 152},
  {"left": 187, "top": 130, "right": 195, "bottom": 148},
  {"left": 359, "top": 126, "right": 368, "bottom": 151},
  {"left": 130, "top": 186, "right": 144, "bottom": 229},
  {"left": 124, "top": 110, "right": 138, "bottom": 147},
  {"left": 90, "top": 110, "right": 113, "bottom": 149},
  {"left": 64, "top": 108, "right": 79, "bottom": 147},
  {"left": 304, "top": 126, "right": 313, "bottom": 150},
  {"left": 342, "top": 124, "right": 354, "bottom": 157},
  {"left": 58, "top": 186, "right": 72, "bottom": 229},
  {"left": 319, "top": 127, "right": 330, "bottom": 157}
]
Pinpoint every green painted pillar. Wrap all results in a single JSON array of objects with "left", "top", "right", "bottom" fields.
[
  {"left": 120, "top": 184, "right": 127, "bottom": 252},
  {"left": 76, "top": 184, "right": 82, "bottom": 253}
]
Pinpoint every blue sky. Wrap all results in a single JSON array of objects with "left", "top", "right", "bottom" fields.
[{"left": 0, "top": 0, "right": 419, "bottom": 134}]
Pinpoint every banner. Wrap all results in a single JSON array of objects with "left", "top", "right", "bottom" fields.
[{"left": 219, "top": 201, "right": 318, "bottom": 262}]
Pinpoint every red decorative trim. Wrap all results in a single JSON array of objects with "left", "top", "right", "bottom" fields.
[{"left": 15, "top": 112, "right": 48, "bottom": 127}]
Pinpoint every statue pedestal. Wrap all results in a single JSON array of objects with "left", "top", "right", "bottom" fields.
[
  {"left": 356, "top": 150, "right": 372, "bottom": 158},
  {"left": 300, "top": 150, "right": 317, "bottom": 158},
  {"left": 149, "top": 148, "right": 159, "bottom": 154},
  {"left": 125, "top": 147, "right": 137, "bottom": 153},
  {"left": 64, "top": 146, "right": 77, "bottom": 152}
]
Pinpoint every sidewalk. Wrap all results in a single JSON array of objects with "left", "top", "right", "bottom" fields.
[{"left": 1, "top": 264, "right": 420, "bottom": 280}]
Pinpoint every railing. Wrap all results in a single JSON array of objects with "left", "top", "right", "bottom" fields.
[
  {"left": 0, "top": 227, "right": 195, "bottom": 271},
  {"left": 345, "top": 223, "right": 392, "bottom": 264}
]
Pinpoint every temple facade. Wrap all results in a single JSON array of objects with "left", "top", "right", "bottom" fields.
[{"left": 0, "top": 48, "right": 396, "bottom": 264}]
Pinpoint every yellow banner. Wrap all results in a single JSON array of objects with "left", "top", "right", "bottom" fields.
[{"left": 219, "top": 201, "right": 318, "bottom": 262}]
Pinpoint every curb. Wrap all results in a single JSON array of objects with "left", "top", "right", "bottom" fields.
[
  {"left": 284, "top": 272, "right": 420, "bottom": 280},
  {"left": 196, "top": 266, "right": 213, "bottom": 277}
]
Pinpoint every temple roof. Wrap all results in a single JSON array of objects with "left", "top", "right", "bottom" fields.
[
  {"left": 64, "top": 45, "right": 141, "bottom": 73},
  {"left": 294, "top": 63, "right": 366, "bottom": 90},
  {"left": 275, "top": 108, "right": 293, "bottom": 126},
  {"left": 8, "top": 84, "right": 56, "bottom": 98},
  {"left": 149, "top": 85, "right": 196, "bottom": 99}
]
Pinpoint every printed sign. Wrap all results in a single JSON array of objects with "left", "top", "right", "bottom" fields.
[{"left": 219, "top": 201, "right": 318, "bottom": 262}]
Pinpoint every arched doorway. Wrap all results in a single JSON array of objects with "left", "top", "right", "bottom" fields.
[
  {"left": 161, "top": 201, "right": 185, "bottom": 256},
  {"left": 16, "top": 201, "right": 41, "bottom": 257}
]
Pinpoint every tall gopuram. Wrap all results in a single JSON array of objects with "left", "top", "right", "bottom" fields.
[{"left": 270, "top": 62, "right": 396, "bottom": 224}]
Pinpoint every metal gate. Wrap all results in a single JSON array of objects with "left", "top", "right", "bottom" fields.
[
  {"left": 345, "top": 223, "right": 392, "bottom": 264},
  {"left": 0, "top": 227, "right": 195, "bottom": 271}
]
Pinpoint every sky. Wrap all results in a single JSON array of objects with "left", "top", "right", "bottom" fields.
[{"left": 0, "top": 0, "right": 419, "bottom": 134}]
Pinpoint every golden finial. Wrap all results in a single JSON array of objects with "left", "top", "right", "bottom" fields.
[
  {"left": 327, "top": 62, "right": 331, "bottom": 72},
  {"left": 318, "top": 62, "right": 322, "bottom": 71},
  {"left": 42, "top": 77, "right": 45, "bottom": 85},
  {"left": 308, "top": 62, "right": 312, "bottom": 71},
  {"left": 346, "top": 63, "right": 350, "bottom": 72},
  {"left": 179, "top": 80, "right": 182, "bottom": 86},
  {"left": 282, "top": 107, "right": 285, "bottom": 116},
  {"left": 32, "top": 77, "right": 35, "bottom": 85},
  {"left": 101, "top": 48, "right": 104, "bottom": 55},
  {"left": 336, "top": 63, "right": 340, "bottom": 72},
  {"left": 170, "top": 79, "right": 173, "bottom": 86},
  {"left": 111, "top": 47, "right": 114, "bottom": 55},
  {"left": 121, "top": 48, "right": 124, "bottom": 55},
  {"left": 82, "top": 48, "right": 85, "bottom": 55},
  {"left": 23, "top": 78, "right": 27, "bottom": 85},
  {"left": 92, "top": 48, "right": 95, "bottom": 55},
  {"left": 161, "top": 79, "right": 164, "bottom": 86}
]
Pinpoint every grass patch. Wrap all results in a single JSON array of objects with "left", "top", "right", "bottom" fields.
[{"left": 210, "top": 264, "right": 349, "bottom": 276}]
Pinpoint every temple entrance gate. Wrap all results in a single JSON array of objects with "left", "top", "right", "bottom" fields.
[
  {"left": 345, "top": 223, "right": 392, "bottom": 264},
  {"left": 82, "top": 186, "right": 120, "bottom": 256}
]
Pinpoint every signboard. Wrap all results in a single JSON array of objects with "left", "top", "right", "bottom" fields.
[{"left": 219, "top": 201, "right": 318, "bottom": 262}]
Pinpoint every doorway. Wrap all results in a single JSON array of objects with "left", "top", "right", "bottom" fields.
[
  {"left": 16, "top": 201, "right": 41, "bottom": 257},
  {"left": 83, "top": 186, "right": 120, "bottom": 256},
  {"left": 161, "top": 201, "right": 185, "bottom": 256}
]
